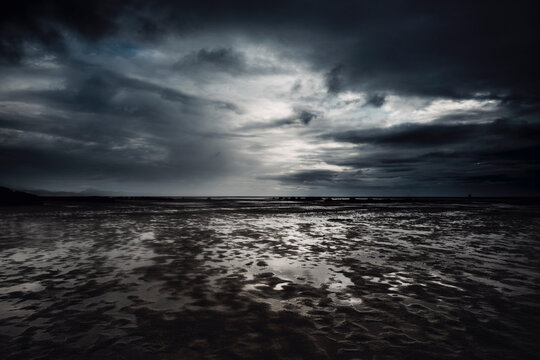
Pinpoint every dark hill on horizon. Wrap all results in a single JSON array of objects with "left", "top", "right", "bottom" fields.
[{"left": 0, "top": 186, "right": 42, "bottom": 206}]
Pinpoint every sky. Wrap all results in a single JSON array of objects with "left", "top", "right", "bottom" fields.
[{"left": 1, "top": 1, "right": 539, "bottom": 196}]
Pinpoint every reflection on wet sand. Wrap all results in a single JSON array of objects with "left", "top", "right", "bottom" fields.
[{"left": 1, "top": 199, "right": 539, "bottom": 359}]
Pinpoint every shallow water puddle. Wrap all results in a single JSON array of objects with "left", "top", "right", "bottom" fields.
[
  {"left": 0, "top": 282, "right": 45, "bottom": 293},
  {"left": 273, "top": 282, "right": 289, "bottom": 290},
  {"left": 139, "top": 231, "right": 155, "bottom": 241},
  {"left": 1, "top": 200, "right": 539, "bottom": 359}
]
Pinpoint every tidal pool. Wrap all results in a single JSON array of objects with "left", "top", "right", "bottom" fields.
[{"left": 1, "top": 198, "right": 539, "bottom": 359}]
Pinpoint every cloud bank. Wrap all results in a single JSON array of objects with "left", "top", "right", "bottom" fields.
[{"left": 1, "top": 1, "right": 539, "bottom": 195}]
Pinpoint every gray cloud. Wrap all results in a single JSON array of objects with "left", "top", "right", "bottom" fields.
[
  {"left": 363, "top": 94, "right": 386, "bottom": 108},
  {"left": 0, "top": 59, "right": 249, "bottom": 193},
  {"left": 174, "top": 47, "right": 246, "bottom": 75},
  {"left": 284, "top": 119, "right": 540, "bottom": 195},
  {"left": 239, "top": 109, "right": 320, "bottom": 131},
  {"left": 324, "top": 119, "right": 540, "bottom": 148},
  {"left": 325, "top": 65, "right": 343, "bottom": 94},
  {"left": 3, "top": 1, "right": 539, "bottom": 99},
  {"left": 262, "top": 169, "right": 339, "bottom": 185},
  {"left": 1, "top": 1, "right": 539, "bottom": 195}
]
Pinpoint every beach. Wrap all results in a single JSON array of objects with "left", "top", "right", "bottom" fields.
[{"left": 1, "top": 198, "right": 539, "bottom": 359}]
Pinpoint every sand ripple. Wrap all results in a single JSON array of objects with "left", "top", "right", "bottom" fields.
[{"left": 1, "top": 199, "right": 539, "bottom": 359}]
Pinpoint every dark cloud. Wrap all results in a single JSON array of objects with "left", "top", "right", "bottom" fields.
[
  {"left": 297, "top": 110, "right": 318, "bottom": 125},
  {"left": 174, "top": 48, "right": 246, "bottom": 74},
  {"left": 325, "top": 123, "right": 477, "bottom": 147},
  {"left": 290, "top": 80, "right": 302, "bottom": 94},
  {"left": 1, "top": 1, "right": 539, "bottom": 195},
  {"left": 3, "top": 1, "right": 539, "bottom": 98},
  {"left": 0, "top": 118, "right": 249, "bottom": 191},
  {"left": 1, "top": 1, "right": 128, "bottom": 62},
  {"left": 240, "top": 109, "right": 319, "bottom": 131},
  {"left": 2, "top": 63, "right": 240, "bottom": 117},
  {"left": 363, "top": 94, "right": 385, "bottom": 108},
  {"left": 197, "top": 48, "right": 243, "bottom": 68},
  {"left": 304, "top": 119, "right": 540, "bottom": 195},
  {"left": 325, "top": 65, "right": 343, "bottom": 94},
  {"left": 0, "top": 61, "right": 246, "bottom": 192},
  {"left": 324, "top": 119, "right": 540, "bottom": 148},
  {"left": 262, "top": 169, "right": 338, "bottom": 185}
]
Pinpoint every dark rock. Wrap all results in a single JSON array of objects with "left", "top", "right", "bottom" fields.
[{"left": 0, "top": 187, "right": 42, "bottom": 206}]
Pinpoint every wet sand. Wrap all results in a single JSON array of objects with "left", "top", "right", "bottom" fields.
[{"left": 1, "top": 198, "right": 539, "bottom": 359}]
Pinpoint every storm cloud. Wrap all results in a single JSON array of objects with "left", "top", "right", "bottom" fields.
[
  {"left": 239, "top": 109, "right": 319, "bottom": 131},
  {"left": 1, "top": 1, "right": 539, "bottom": 195}
]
